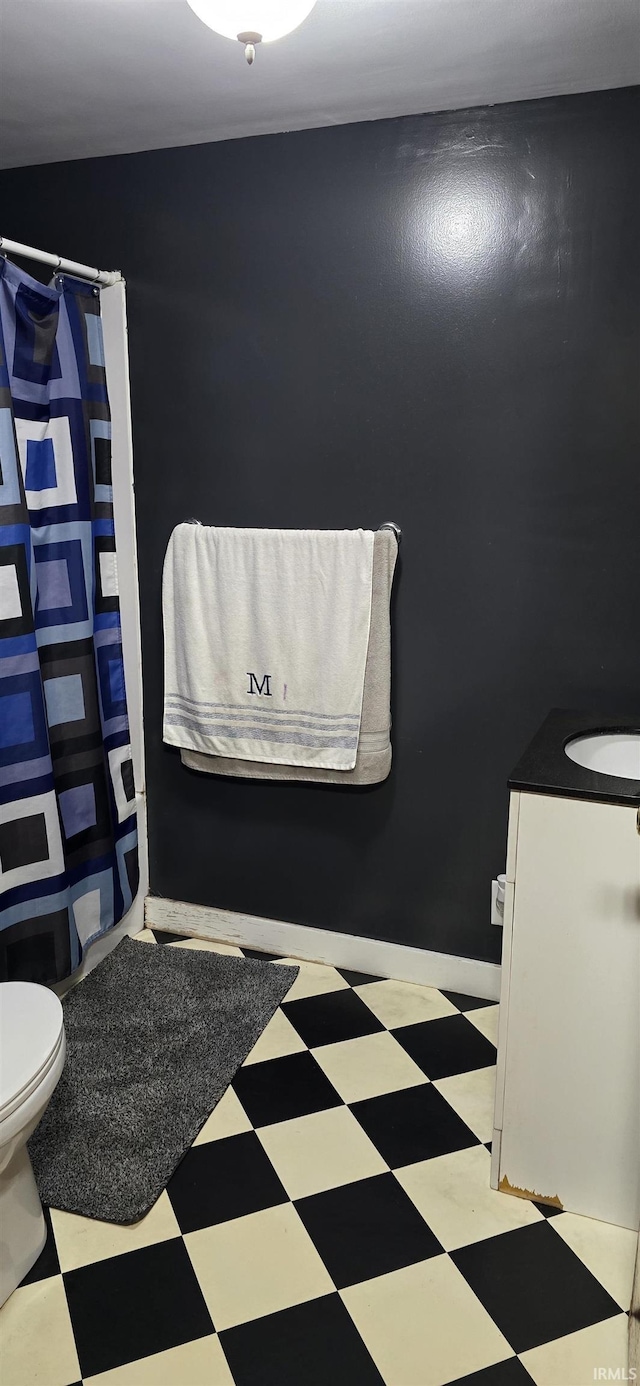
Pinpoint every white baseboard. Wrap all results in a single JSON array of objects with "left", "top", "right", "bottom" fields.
[{"left": 144, "top": 896, "right": 501, "bottom": 1001}]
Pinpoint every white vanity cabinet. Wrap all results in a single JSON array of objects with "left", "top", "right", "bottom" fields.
[{"left": 491, "top": 789, "right": 640, "bottom": 1230}]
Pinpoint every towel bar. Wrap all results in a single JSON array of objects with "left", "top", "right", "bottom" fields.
[
  {"left": 183, "top": 518, "right": 401, "bottom": 544},
  {"left": 378, "top": 521, "right": 402, "bottom": 546}
]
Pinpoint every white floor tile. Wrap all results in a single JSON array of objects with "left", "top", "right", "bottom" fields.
[
  {"left": 434, "top": 1064, "right": 496, "bottom": 1143},
  {"left": 258, "top": 1105, "right": 387, "bottom": 1200},
  {"left": 519, "top": 1312, "right": 629, "bottom": 1386},
  {"left": 396, "top": 1144, "right": 543, "bottom": 1251},
  {"left": 550, "top": 1212, "right": 638, "bottom": 1310},
  {"left": 242, "top": 1008, "right": 307, "bottom": 1065},
  {"left": 50, "top": 1191, "right": 181, "bottom": 1272},
  {"left": 84, "top": 1334, "right": 234, "bottom": 1386},
  {"left": 465, "top": 1004, "right": 500, "bottom": 1046},
  {"left": 193, "top": 1087, "right": 253, "bottom": 1144},
  {"left": 312, "top": 1030, "right": 428, "bottom": 1103},
  {"left": 275, "top": 958, "right": 350, "bottom": 1001},
  {"left": 342, "top": 1255, "right": 513, "bottom": 1386},
  {"left": 185, "top": 1202, "right": 334, "bottom": 1330},
  {"left": 0, "top": 1276, "right": 80, "bottom": 1386},
  {"left": 354, "top": 979, "right": 458, "bottom": 1029}
]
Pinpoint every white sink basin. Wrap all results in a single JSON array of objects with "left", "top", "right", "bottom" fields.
[{"left": 565, "top": 731, "right": 640, "bottom": 780}]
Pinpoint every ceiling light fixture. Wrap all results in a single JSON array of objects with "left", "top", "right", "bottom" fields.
[{"left": 186, "top": 1, "right": 317, "bottom": 64}]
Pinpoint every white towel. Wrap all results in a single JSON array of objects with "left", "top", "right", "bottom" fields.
[{"left": 162, "top": 524, "right": 375, "bottom": 771}]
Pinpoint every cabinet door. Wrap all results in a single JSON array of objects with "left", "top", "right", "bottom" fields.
[{"left": 499, "top": 792, "right": 640, "bottom": 1229}]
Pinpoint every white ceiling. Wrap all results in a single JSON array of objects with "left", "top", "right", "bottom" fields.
[{"left": 1, "top": 0, "right": 639, "bottom": 170}]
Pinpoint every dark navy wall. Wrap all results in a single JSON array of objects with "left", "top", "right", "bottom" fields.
[{"left": 2, "top": 87, "right": 638, "bottom": 963}]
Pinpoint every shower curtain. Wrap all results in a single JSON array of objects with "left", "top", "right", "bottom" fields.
[{"left": 0, "top": 257, "right": 138, "bottom": 985}]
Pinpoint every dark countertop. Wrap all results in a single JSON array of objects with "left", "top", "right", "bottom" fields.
[{"left": 508, "top": 709, "right": 640, "bottom": 806}]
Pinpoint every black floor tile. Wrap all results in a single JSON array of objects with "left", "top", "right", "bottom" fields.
[
  {"left": 295, "top": 1172, "right": 442, "bottom": 1289},
  {"left": 451, "top": 1221, "right": 621, "bottom": 1354},
  {"left": 395, "top": 1012, "right": 497, "bottom": 1079},
  {"left": 233, "top": 1050, "right": 342, "bottom": 1127},
  {"left": 351, "top": 1083, "right": 479, "bottom": 1168},
  {"left": 449, "top": 1358, "right": 534, "bottom": 1384},
  {"left": 150, "top": 929, "right": 186, "bottom": 944},
  {"left": 441, "top": 991, "right": 494, "bottom": 1012},
  {"left": 19, "top": 1205, "right": 60, "bottom": 1285},
  {"left": 220, "top": 1292, "right": 385, "bottom": 1386},
  {"left": 64, "top": 1238, "right": 213, "bottom": 1378},
  {"left": 531, "top": 1200, "right": 564, "bottom": 1218},
  {"left": 166, "top": 1131, "right": 288, "bottom": 1233},
  {"left": 283, "top": 988, "right": 385, "bottom": 1048},
  {"left": 241, "top": 947, "right": 284, "bottom": 961},
  {"left": 337, "top": 968, "right": 381, "bottom": 987}
]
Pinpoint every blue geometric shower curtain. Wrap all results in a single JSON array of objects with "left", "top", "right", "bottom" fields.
[{"left": 0, "top": 257, "right": 138, "bottom": 985}]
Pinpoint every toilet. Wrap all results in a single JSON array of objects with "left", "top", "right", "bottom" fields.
[{"left": 0, "top": 983, "right": 66, "bottom": 1306}]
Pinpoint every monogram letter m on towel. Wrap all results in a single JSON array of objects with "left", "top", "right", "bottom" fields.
[{"left": 163, "top": 526, "right": 376, "bottom": 772}]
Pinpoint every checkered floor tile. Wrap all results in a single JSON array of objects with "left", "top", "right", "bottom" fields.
[{"left": 1, "top": 930, "right": 635, "bottom": 1386}]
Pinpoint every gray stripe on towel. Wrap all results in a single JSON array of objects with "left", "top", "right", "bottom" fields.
[
  {"left": 164, "top": 715, "right": 358, "bottom": 750},
  {"left": 164, "top": 702, "right": 358, "bottom": 734},
  {"left": 164, "top": 694, "right": 359, "bottom": 724}
]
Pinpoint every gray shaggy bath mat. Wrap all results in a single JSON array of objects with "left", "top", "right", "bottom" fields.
[{"left": 28, "top": 935, "right": 298, "bottom": 1223}]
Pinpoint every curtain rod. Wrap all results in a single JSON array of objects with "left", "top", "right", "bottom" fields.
[{"left": 0, "top": 236, "right": 122, "bottom": 287}]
